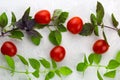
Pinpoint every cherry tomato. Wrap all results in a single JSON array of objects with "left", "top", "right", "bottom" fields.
[
  {"left": 34, "top": 10, "right": 51, "bottom": 25},
  {"left": 50, "top": 46, "right": 66, "bottom": 62},
  {"left": 67, "top": 17, "right": 83, "bottom": 34},
  {"left": 1, "top": 41, "right": 17, "bottom": 57},
  {"left": 93, "top": 39, "right": 109, "bottom": 54}
]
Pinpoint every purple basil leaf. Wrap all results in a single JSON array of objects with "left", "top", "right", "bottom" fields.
[
  {"left": 22, "top": 7, "right": 30, "bottom": 22},
  {"left": 27, "top": 30, "right": 42, "bottom": 38},
  {"left": 26, "top": 19, "right": 36, "bottom": 31},
  {"left": 15, "top": 19, "right": 26, "bottom": 29}
]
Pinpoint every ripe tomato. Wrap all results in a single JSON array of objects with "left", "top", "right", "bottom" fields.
[
  {"left": 34, "top": 10, "right": 51, "bottom": 25},
  {"left": 50, "top": 46, "right": 66, "bottom": 62},
  {"left": 93, "top": 39, "right": 109, "bottom": 54},
  {"left": 67, "top": 17, "right": 83, "bottom": 34},
  {"left": 1, "top": 41, "right": 17, "bottom": 57}
]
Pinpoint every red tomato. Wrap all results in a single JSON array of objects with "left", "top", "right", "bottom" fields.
[
  {"left": 34, "top": 10, "right": 51, "bottom": 25},
  {"left": 50, "top": 46, "right": 66, "bottom": 62},
  {"left": 1, "top": 41, "right": 17, "bottom": 57},
  {"left": 93, "top": 39, "right": 109, "bottom": 54},
  {"left": 67, "top": 17, "right": 83, "bottom": 34}
]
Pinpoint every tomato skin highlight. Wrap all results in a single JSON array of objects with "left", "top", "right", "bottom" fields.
[
  {"left": 1, "top": 41, "right": 17, "bottom": 57},
  {"left": 34, "top": 10, "right": 51, "bottom": 25},
  {"left": 93, "top": 39, "right": 109, "bottom": 54},
  {"left": 50, "top": 46, "right": 66, "bottom": 62},
  {"left": 67, "top": 17, "right": 83, "bottom": 34}
]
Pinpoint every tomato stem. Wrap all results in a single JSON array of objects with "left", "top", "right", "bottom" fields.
[{"left": 100, "top": 25, "right": 118, "bottom": 31}]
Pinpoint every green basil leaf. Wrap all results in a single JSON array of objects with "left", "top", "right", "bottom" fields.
[
  {"left": 29, "top": 58, "right": 40, "bottom": 70},
  {"left": 9, "top": 30, "right": 24, "bottom": 40},
  {"left": 58, "top": 12, "right": 69, "bottom": 23},
  {"left": 45, "top": 75, "right": 49, "bottom": 80},
  {"left": 88, "top": 53, "right": 94, "bottom": 65},
  {"left": 55, "top": 69, "right": 61, "bottom": 77},
  {"left": 90, "top": 14, "right": 97, "bottom": 26},
  {"left": 106, "top": 59, "right": 120, "bottom": 69},
  {"left": 59, "top": 66, "right": 72, "bottom": 76},
  {"left": 17, "top": 55, "right": 28, "bottom": 66},
  {"left": 51, "top": 59, "right": 57, "bottom": 69},
  {"left": 46, "top": 71, "right": 55, "bottom": 79},
  {"left": 79, "top": 23, "right": 94, "bottom": 36},
  {"left": 84, "top": 55, "right": 88, "bottom": 65},
  {"left": 104, "top": 70, "right": 116, "bottom": 78},
  {"left": 102, "top": 31, "right": 108, "bottom": 44},
  {"left": 57, "top": 24, "right": 67, "bottom": 32},
  {"left": 0, "top": 12, "right": 8, "bottom": 28},
  {"left": 52, "top": 9, "right": 62, "bottom": 22},
  {"left": 117, "top": 29, "right": 120, "bottom": 37},
  {"left": 32, "top": 70, "right": 39, "bottom": 78},
  {"left": 93, "top": 54, "right": 102, "bottom": 64},
  {"left": 40, "top": 58, "right": 50, "bottom": 68},
  {"left": 29, "top": 30, "right": 42, "bottom": 46},
  {"left": 49, "top": 30, "right": 62, "bottom": 45},
  {"left": 115, "top": 51, "right": 120, "bottom": 63},
  {"left": 94, "top": 25, "right": 99, "bottom": 36},
  {"left": 111, "top": 13, "right": 119, "bottom": 28},
  {"left": 97, "top": 70, "right": 103, "bottom": 80},
  {"left": 5, "top": 55, "right": 15, "bottom": 70},
  {"left": 96, "top": 1, "right": 104, "bottom": 25},
  {"left": 11, "top": 12, "right": 16, "bottom": 24},
  {"left": 76, "top": 62, "right": 88, "bottom": 72}
]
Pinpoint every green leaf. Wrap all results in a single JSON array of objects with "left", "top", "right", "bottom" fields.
[
  {"left": 52, "top": 9, "right": 62, "bottom": 21},
  {"left": 111, "top": 13, "right": 119, "bottom": 28},
  {"left": 46, "top": 71, "right": 55, "bottom": 79},
  {"left": 11, "top": 12, "right": 16, "bottom": 23},
  {"left": 90, "top": 14, "right": 97, "bottom": 26},
  {"left": 5, "top": 55, "right": 15, "bottom": 70},
  {"left": 115, "top": 51, "right": 120, "bottom": 63},
  {"left": 59, "top": 66, "right": 72, "bottom": 76},
  {"left": 97, "top": 70, "right": 103, "bottom": 80},
  {"left": 106, "top": 59, "right": 120, "bottom": 69},
  {"left": 117, "top": 29, "right": 120, "bottom": 37},
  {"left": 104, "top": 70, "right": 116, "bottom": 78},
  {"left": 90, "top": 14, "right": 99, "bottom": 36},
  {"left": 51, "top": 59, "right": 57, "bottom": 69},
  {"left": 17, "top": 55, "right": 28, "bottom": 66},
  {"left": 29, "top": 58, "right": 40, "bottom": 70},
  {"left": 40, "top": 58, "right": 50, "bottom": 68},
  {"left": 49, "top": 30, "right": 62, "bottom": 45},
  {"left": 79, "top": 23, "right": 94, "bottom": 36},
  {"left": 57, "top": 24, "right": 67, "bottom": 32},
  {"left": 93, "top": 54, "right": 102, "bottom": 64},
  {"left": 58, "top": 12, "right": 69, "bottom": 23},
  {"left": 29, "top": 30, "right": 42, "bottom": 46},
  {"left": 94, "top": 26, "right": 99, "bottom": 36},
  {"left": 32, "top": 70, "right": 39, "bottom": 78},
  {"left": 9, "top": 30, "right": 24, "bottom": 40},
  {"left": 76, "top": 62, "right": 88, "bottom": 72},
  {"left": 84, "top": 55, "right": 88, "bottom": 65},
  {"left": 0, "top": 12, "right": 8, "bottom": 28},
  {"left": 55, "top": 69, "right": 61, "bottom": 77},
  {"left": 96, "top": 1, "right": 104, "bottom": 25},
  {"left": 88, "top": 53, "right": 94, "bottom": 65},
  {"left": 45, "top": 75, "right": 49, "bottom": 80},
  {"left": 102, "top": 31, "right": 108, "bottom": 44}
]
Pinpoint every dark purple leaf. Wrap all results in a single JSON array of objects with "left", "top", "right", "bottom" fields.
[
  {"left": 26, "top": 19, "right": 36, "bottom": 31},
  {"left": 22, "top": 7, "right": 30, "bottom": 22},
  {"left": 15, "top": 19, "right": 26, "bottom": 30}
]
